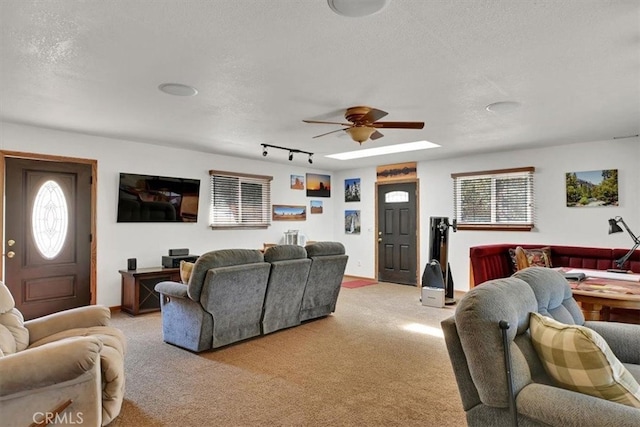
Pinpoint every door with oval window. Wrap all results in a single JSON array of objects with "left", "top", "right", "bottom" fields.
[{"left": 5, "top": 157, "right": 93, "bottom": 320}]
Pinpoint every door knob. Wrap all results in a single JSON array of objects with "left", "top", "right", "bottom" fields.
[
  {"left": 7, "top": 239, "right": 15, "bottom": 247},
  {"left": 378, "top": 238, "right": 382, "bottom": 243},
  {"left": 6, "top": 251, "right": 15, "bottom": 258}
]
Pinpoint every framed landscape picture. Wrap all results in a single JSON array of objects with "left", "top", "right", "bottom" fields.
[
  {"left": 566, "top": 169, "right": 618, "bottom": 207},
  {"left": 344, "top": 178, "right": 361, "bottom": 202},
  {"left": 306, "top": 173, "right": 331, "bottom": 198},
  {"left": 345, "top": 210, "right": 361, "bottom": 234},
  {"left": 272, "top": 205, "right": 306, "bottom": 221},
  {"left": 290, "top": 174, "right": 304, "bottom": 190},
  {"left": 310, "top": 200, "right": 323, "bottom": 214}
]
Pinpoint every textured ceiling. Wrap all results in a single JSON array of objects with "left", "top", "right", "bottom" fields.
[{"left": 1, "top": 0, "right": 638, "bottom": 170}]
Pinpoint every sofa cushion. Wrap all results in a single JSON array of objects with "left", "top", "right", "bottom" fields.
[
  {"left": 188, "top": 249, "right": 265, "bottom": 301},
  {"left": 513, "top": 267, "right": 585, "bottom": 325},
  {"left": 264, "top": 244, "right": 307, "bottom": 262},
  {"left": 529, "top": 312, "right": 640, "bottom": 408},
  {"left": 0, "top": 282, "right": 29, "bottom": 355},
  {"left": 305, "top": 241, "right": 345, "bottom": 257}
]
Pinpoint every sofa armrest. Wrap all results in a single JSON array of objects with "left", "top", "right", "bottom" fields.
[
  {"left": 0, "top": 336, "right": 102, "bottom": 397},
  {"left": 518, "top": 383, "right": 640, "bottom": 426},
  {"left": 155, "top": 281, "right": 189, "bottom": 299},
  {"left": 585, "top": 321, "right": 640, "bottom": 364},
  {"left": 25, "top": 305, "right": 111, "bottom": 344}
]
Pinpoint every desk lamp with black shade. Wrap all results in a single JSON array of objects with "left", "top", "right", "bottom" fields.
[{"left": 608, "top": 216, "right": 640, "bottom": 273}]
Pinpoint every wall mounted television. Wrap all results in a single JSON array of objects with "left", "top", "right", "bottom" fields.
[{"left": 117, "top": 173, "right": 201, "bottom": 223}]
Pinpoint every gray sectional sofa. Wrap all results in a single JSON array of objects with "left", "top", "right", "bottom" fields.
[{"left": 154, "top": 242, "right": 348, "bottom": 352}]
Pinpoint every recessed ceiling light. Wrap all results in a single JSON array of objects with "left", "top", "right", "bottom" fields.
[
  {"left": 328, "top": 0, "right": 390, "bottom": 17},
  {"left": 485, "top": 101, "right": 521, "bottom": 113},
  {"left": 326, "top": 140, "right": 440, "bottom": 160},
  {"left": 158, "top": 83, "right": 198, "bottom": 97}
]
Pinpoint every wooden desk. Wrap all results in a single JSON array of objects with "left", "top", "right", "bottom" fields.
[
  {"left": 564, "top": 269, "right": 640, "bottom": 322},
  {"left": 119, "top": 267, "right": 180, "bottom": 315}
]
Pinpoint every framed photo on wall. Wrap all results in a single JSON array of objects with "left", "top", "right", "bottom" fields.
[
  {"left": 310, "top": 200, "right": 323, "bottom": 214},
  {"left": 566, "top": 169, "right": 618, "bottom": 207},
  {"left": 272, "top": 205, "right": 306, "bottom": 221},
  {"left": 306, "top": 173, "right": 331, "bottom": 197},
  {"left": 290, "top": 174, "right": 304, "bottom": 190},
  {"left": 345, "top": 178, "right": 361, "bottom": 202},
  {"left": 345, "top": 210, "right": 360, "bottom": 234}
]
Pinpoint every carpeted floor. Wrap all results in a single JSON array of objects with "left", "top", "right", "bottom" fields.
[{"left": 109, "top": 282, "right": 465, "bottom": 426}]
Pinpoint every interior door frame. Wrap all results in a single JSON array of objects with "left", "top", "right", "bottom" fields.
[
  {"left": 375, "top": 178, "right": 421, "bottom": 286},
  {"left": 1, "top": 150, "right": 98, "bottom": 305}
]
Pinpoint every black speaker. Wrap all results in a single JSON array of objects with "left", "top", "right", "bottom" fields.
[
  {"left": 127, "top": 258, "right": 137, "bottom": 270},
  {"left": 169, "top": 248, "right": 189, "bottom": 256}
]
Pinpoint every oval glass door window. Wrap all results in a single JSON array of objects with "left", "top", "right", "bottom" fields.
[{"left": 32, "top": 180, "right": 68, "bottom": 259}]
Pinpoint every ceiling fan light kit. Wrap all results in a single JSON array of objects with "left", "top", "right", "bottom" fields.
[
  {"left": 303, "top": 105, "right": 425, "bottom": 144},
  {"left": 346, "top": 126, "right": 376, "bottom": 144}
]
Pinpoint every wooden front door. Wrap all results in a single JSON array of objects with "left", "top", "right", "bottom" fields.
[
  {"left": 4, "top": 157, "right": 94, "bottom": 320},
  {"left": 377, "top": 181, "right": 418, "bottom": 285}
]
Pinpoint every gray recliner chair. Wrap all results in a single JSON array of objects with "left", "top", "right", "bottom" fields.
[
  {"left": 155, "top": 249, "right": 271, "bottom": 352},
  {"left": 261, "top": 245, "right": 312, "bottom": 334},
  {"left": 441, "top": 271, "right": 640, "bottom": 427},
  {"left": 300, "top": 242, "right": 348, "bottom": 321}
]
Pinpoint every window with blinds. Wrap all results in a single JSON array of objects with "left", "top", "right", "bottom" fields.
[
  {"left": 209, "top": 170, "right": 272, "bottom": 229},
  {"left": 452, "top": 167, "right": 535, "bottom": 231}
]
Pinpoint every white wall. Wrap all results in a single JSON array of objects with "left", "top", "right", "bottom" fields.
[
  {"left": 3, "top": 121, "right": 638, "bottom": 305},
  {"left": 1, "top": 122, "right": 336, "bottom": 306},
  {"left": 336, "top": 137, "right": 640, "bottom": 291}
]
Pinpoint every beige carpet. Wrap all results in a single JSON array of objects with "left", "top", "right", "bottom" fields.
[{"left": 109, "top": 282, "right": 466, "bottom": 426}]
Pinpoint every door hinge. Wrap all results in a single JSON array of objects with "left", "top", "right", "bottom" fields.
[{"left": 89, "top": 233, "right": 93, "bottom": 242}]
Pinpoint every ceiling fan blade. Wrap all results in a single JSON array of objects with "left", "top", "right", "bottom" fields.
[
  {"left": 360, "top": 108, "right": 388, "bottom": 124},
  {"left": 312, "top": 128, "right": 348, "bottom": 138},
  {"left": 371, "top": 121, "right": 425, "bottom": 129},
  {"left": 370, "top": 130, "right": 384, "bottom": 140},
  {"left": 303, "top": 119, "right": 352, "bottom": 126}
]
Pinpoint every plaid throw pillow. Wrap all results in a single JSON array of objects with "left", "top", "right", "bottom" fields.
[
  {"left": 529, "top": 312, "right": 640, "bottom": 408},
  {"left": 179, "top": 260, "right": 195, "bottom": 284}
]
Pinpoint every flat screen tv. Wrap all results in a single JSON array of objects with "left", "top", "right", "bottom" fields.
[{"left": 117, "top": 173, "right": 201, "bottom": 223}]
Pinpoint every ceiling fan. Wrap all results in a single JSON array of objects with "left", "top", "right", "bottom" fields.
[{"left": 303, "top": 106, "right": 425, "bottom": 144}]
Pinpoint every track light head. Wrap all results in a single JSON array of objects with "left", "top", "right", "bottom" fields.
[
  {"left": 308, "top": 154, "right": 313, "bottom": 164},
  {"left": 288, "top": 151, "right": 293, "bottom": 161}
]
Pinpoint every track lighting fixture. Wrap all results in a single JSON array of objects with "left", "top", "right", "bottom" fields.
[{"left": 261, "top": 144, "right": 314, "bottom": 164}]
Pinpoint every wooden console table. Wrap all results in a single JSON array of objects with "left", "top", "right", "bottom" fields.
[{"left": 119, "top": 267, "right": 180, "bottom": 315}]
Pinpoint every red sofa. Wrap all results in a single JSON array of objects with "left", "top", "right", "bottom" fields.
[{"left": 469, "top": 244, "right": 640, "bottom": 287}]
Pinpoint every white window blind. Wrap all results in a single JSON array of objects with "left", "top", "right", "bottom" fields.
[
  {"left": 209, "top": 170, "right": 272, "bottom": 229},
  {"left": 452, "top": 167, "right": 535, "bottom": 231}
]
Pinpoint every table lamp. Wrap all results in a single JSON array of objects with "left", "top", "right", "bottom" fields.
[{"left": 608, "top": 216, "right": 640, "bottom": 270}]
